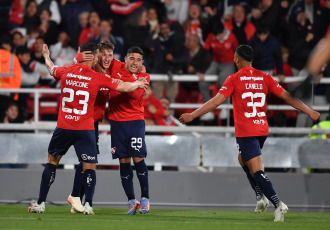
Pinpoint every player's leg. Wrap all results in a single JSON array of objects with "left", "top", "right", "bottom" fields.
[
  {"left": 68, "top": 162, "right": 84, "bottom": 213},
  {"left": 28, "top": 153, "right": 61, "bottom": 213},
  {"left": 119, "top": 157, "right": 140, "bottom": 215},
  {"left": 133, "top": 157, "right": 149, "bottom": 214},
  {"left": 238, "top": 153, "right": 263, "bottom": 201},
  {"left": 129, "top": 120, "right": 149, "bottom": 214},
  {"left": 29, "top": 127, "right": 69, "bottom": 213},
  {"left": 74, "top": 130, "right": 98, "bottom": 215}
]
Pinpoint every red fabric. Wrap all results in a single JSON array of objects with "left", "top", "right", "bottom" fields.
[
  {"left": 94, "top": 88, "right": 110, "bottom": 122},
  {"left": 8, "top": 0, "right": 24, "bottom": 25},
  {"left": 110, "top": 1, "right": 144, "bottom": 15},
  {"left": 75, "top": 52, "right": 83, "bottom": 63},
  {"left": 219, "top": 67, "right": 284, "bottom": 137},
  {"left": 224, "top": 18, "right": 256, "bottom": 41},
  {"left": 78, "top": 27, "right": 99, "bottom": 46},
  {"left": 30, "top": 61, "right": 37, "bottom": 72},
  {"left": 107, "top": 59, "right": 151, "bottom": 121},
  {"left": 203, "top": 32, "right": 239, "bottom": 63},
  {"left": 183, "top": 21, "right": 203, "bottom": 42},
  {"left": 144, "top": 95, "right": 164, "bottom": 120},
  {"left": 52, "top": 64, "right": 119, "bottom": 130}
]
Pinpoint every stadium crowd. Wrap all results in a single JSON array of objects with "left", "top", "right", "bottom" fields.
[{"left": 0, "top": 0, "right": 330, "bottom": 129}]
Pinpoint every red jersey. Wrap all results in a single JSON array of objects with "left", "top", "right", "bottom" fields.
[
  {"left": 52, "top": 64, "right": 119, "bottom": 130},
  {"left": 203, "top": 31, "right": 239, "bottom": 63},
  {"left": 144, "top": 95, "right": 164, "bottom": 121},
  {"left": 108, "top": 59, "right": 150, "bottom": 121},
  {"left": 219, "top": 67, "right": 284, "bottom": 137},
  {"left": 94, "top": 88, "right": 109, "bottom": 122}
]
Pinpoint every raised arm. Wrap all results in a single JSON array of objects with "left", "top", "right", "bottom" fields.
[
  {"left": 42, "top": 44, "right": 55, "bottom": 72},
  {"left": 277, "top": 90, "right": 320, "bottom": 121},
  {"left": 179, "top": 93, "right": 227, "bottom": 124},
  {"left": 307, "top": 36, "right": 330, "bottom": 75}
]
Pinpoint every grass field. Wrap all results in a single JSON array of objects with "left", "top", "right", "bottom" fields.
[{"left": 1, "top": 205, "right": 330, "bottom": 230}]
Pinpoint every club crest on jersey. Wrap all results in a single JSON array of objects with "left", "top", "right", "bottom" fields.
[
  {"left": 132, "top": 74, "right": 137, "bottom": 80},
  {"left": 111, "top": 147, "right": 116, "bottom": 154}
]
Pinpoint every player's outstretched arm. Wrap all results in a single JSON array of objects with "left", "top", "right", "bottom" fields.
[
  {"left": 115, "top": 78, "right": 149, "bottom": 93},
  {"left": 179, "top": 93, "right": 227, "bottom": 124},
  {"left": 307, "top": 36, "right": 330, "bottom": 75},
  {"left": 277, "top": 90, "right": 320, "bottom": 121},
  {"left": 42, "top": 44, "right": 55, "bottom": 73}
]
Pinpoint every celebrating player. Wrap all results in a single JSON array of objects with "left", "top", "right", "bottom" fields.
[
  {"left": 28, "top": 42, "right": 148, "bottom": 215},
  {"left": 179, "top": 45, "right": 320, "bottom": 222},
  {"left": 108, "top": 46, "right": 151, "bottom": 215}
]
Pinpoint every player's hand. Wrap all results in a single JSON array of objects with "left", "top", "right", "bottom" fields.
[
  {"left": 147, "top": 104, "right": 157, "bottom": 114},
  {"left": 137, "top": 78, "right": 149, "bottom": 90},
  {"left": 42, "top": 44, "right": 50, "bottom": 57},
  {"left": 179, "top": 113, "right": 194, "bottom": 124},
  {"left": 277, "top": 74, "right": 286, "bottom": 83},
  {"left": 138, "top": 65, "right": 146, "bottom": 73},
  {"left": 309, "top": 111, "right": 320, "bottom": 122},
  {"left": 76, "top": 47, "right": 93, "bottom": 63}
]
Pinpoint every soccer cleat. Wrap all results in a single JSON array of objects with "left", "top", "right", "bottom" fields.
[
  {"left": 68, "top": 194, "right": 84, "bottom": 213},
  {"left": 28, "top": 202, "right": 45, "bottom": 213},
  {"left": 139, "top": 197, "right": 150, "bottom": 214},
  {"left": 83, "top": 202, "right": 94, "bottom": 215},
  {"left": 255, "top": 194, "right": 269, "bottom": 214},
  {"left": 274, "top": 201, "right": 288, "bottom": 222},
  {"left": 127, "top": 199, "right": 141, "bottom": 215}
]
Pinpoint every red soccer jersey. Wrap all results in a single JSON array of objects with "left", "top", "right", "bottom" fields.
[
  {"left": 107, "top": 59, "right": 150, "bottom": 121},
  {"left": 203, "top": 32, "right": 239, "bottom": 63},
  {"left": 52, "top": 64, "right": 119, "bottom": 130},
  {"left": 219, "top": 67, "right": 284, "bottom": 137}
]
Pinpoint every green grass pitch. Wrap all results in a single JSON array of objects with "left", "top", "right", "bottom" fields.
[{"left": 0, "top": 205, "right": 330, "bottom": 230}]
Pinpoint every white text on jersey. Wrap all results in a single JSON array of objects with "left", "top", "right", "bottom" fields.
[
  {"left": 245, "top": 83, "right": 263, "bottom": 90},
  {"left": 240, "top": 76, "right": 264, "bottom": 81},
  {"left": 67, "top": 73, "right": 91, "bottom": 81},
  {"left": 66, "top": 79, "right": 89, "bottom": 88}
]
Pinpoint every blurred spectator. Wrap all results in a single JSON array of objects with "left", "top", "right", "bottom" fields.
[
  {"left": 38, "top": 9, "right": 59, "bottom": 45},
  {"left": 199, "top": 22, "right": 238, "bottom": 120},
  {"left": 165, "top": 0, "right": 189, "bottom": 24},
  {"left": 288, "top": 0, "right": 326, "bottom": 41},
  {"left": 157, "top": 96, "right": 176, "bottom": 136},
  {"left": 182, "top": 2, "right": 210, "bottom": 44},
  {"left": 250, "top": 0, "right": 285, "bottom": 41},
  {"left": 0, "top": 48, "right": 21, "bottom": 117},
  {"left": 59, "top": 0, "right": 94, "bottom": 41},
  {"left": 72, "top": 11, "right": 89, "bottom": 48},
  {"left": 35, "top": 0, "right": 61, "bottom": 25},
  {"left": 145, "top": 21, "right": 186, "bottom": 103},
  {"left": 31, "top": 36, "right": 45, "bottom": 63},
  {"left": 147, "top": 7, "right": 160, "bottom": 34},
  {"left": 123, "top": 7, "right": 150, "bottom": 53},
  {"left": 22, "top": 0, "right": 40, "bottom": 35},
  {"left": 144, "top": 85, "right": 165, "bottom": 126},
  {"left": 16, "top": 45, "right": 50, "bottom": 87},
  {"left": 224, "top": 4, "right": 256, "bottom": 44},
  {"left": 78, "top": 11, "right": 100, "bottom": 46},
  {"left": 90, "top": 20, "right": 124, "bottom": 61},
  {"left": 11, "top": 31, "right": 27, "bottom": 52},
  {"left": 0, "top": 101, "right": 23, "bottom": 124},
  {"left": 49, "top": 31, "right": 76, "bottom": 67},
  {"left": 248, "top": 25, "right": 284, "bottom": 79},
  {"left": 0, "top": 36, "right": 13, "bottom": 52},
  {"left": 182, "top": 34, "right": 211, "bottom": 92},
  {"left": 108, "top": 0, "right": 144, "bottom": 37},
  {"left": 8, "top": 0, "right": 27, "bottom": 30}
]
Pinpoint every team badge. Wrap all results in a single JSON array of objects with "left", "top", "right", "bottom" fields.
[{"left": 111, "top": 147, "right": 116, "bottom": 154}]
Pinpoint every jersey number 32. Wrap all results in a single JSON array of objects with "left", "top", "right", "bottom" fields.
[{"left": 241, "top": 92, "right": 266, "bottom": 118}]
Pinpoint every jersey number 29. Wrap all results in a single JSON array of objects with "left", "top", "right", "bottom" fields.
[{"left": 62, "top": 87, "right": 89, "bottom": 115}]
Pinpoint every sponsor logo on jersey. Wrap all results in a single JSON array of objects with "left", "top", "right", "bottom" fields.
[
  {"left": 240, "top": 76, "right": 264, "bottom": 81},
  {"left": 100, "top": 87, "right": 109, "bottom": 91},
  {"left": 220, "top": 86, "right": 227, "bottom": 91},
  {"left": 117, "top": 72, "right": 122, "bottom": 78},
  {"left": 65, "top": 115, "right": 80, "bottom": 121},
  {"left": 67, "top": 73, "right": 91, "bottom": 81},
  {"left": 111, "top": 147, "right": 116, "bottom": 154},
  {"left": 81, "top": 154, "right": 96, "bottom": 161}
]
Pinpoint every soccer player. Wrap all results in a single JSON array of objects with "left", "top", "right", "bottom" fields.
[
  {"left": 179, "top": 45, "right": 320, "bottom": 222},
  {"left": 108, "top": 46, "right": 151, "bottom": 215},
  {"left": 68, "top": 41, "right": 115, "bottom": 213},
  {"left": 28, "top": 42, "right": 148, "bottom": 215}
]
